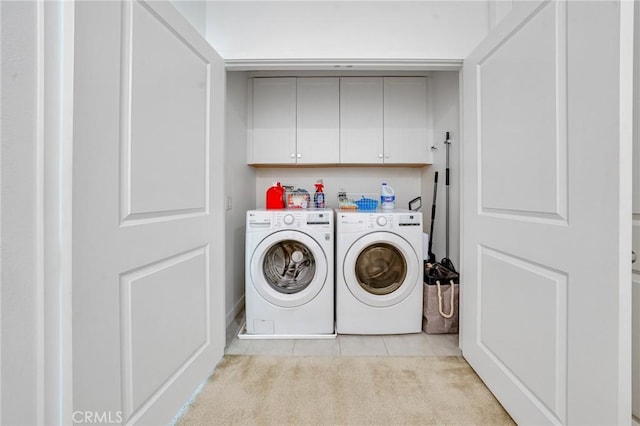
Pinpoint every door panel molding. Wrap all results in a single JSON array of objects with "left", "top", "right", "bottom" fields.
[
  {"left": 120, "top": 246, "right": 210, "bottom": 421},
  {"left": 477, "top": 245, "right": 567, "bottom": 423},
  {"left": 120, "top": 1, "right": 210, "bottom": 225},
  {"left": 476, "top": 1, "right": 567, "bottom": 224}
]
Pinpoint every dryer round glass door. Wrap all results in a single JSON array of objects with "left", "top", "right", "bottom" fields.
[
  {"left": 343, "top": 231, "right": 419, "bottom": 307},
  {"left": 251, "top": 230, "right": 328, "bottom": 308},
  {"left": 355, "top": 243, "right": 407, "bottom": 295}
]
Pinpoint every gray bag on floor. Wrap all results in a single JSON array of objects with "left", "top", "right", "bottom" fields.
[{"left": 423, "top": 280, "right": 459, "bottom": 334}]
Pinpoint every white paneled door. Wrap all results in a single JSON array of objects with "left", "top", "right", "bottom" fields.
[
  {"left": 461, "top": 1, "right": 633, "bottom": 425},
  {"left": 72, "top": 2, "right": 225, "bottom": 425}
]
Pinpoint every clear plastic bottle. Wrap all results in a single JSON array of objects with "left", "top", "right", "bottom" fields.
[{"left": 380, "top": 182, "right": 395, "bottom": 209}]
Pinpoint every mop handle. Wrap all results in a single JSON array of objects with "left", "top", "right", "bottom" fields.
[
  {"left": 428, "top": 171, "right": 439, "bottom": 257},
  {"left": 444, "top": 132, "right": 451, "bottom": 259}
]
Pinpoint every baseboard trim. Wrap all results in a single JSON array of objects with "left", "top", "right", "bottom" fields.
[{"left": 226, "top": 295, "right": 245, "bottom": 329}]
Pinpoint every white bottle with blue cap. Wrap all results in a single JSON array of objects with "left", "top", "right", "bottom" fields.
[{"left": 380, "top": 182, "right": 395, "bottom": 209}]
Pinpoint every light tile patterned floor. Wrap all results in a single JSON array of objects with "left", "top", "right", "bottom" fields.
[{"left": 225, "top": 312, "right": 461, "bottom": 357}]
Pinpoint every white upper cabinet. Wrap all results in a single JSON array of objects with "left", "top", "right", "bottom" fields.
[
  {"left": 340, "top": 77, "right": 384, "bottom": 164},
  {"left": 296, "top": 77, "right": 340, "bottom": 164},
  {"left": 249, "top": 76, "right": 432, "bottom": 165},
  {"left": 249, "top": 77, "right": 297, "bottom": 164},
  {"left": 383, "top": 77, "right": 431, "bottom": 164}
]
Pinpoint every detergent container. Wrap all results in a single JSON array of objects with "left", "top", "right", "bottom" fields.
[
  {"left": 266, "top": 182, "right": 285, "bottom": 209},
  {"left": 314, "top": 180, "right": 325, "bottom": 208},
  {"left": 380, "top": 182, "right": 395, "bottom": 209}
]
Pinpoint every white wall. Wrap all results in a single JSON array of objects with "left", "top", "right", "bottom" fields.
[
  {"left": 171, "top": 0, "right": 206, "bottom": 36},
  {"left": 255, "top": 168, "right": 422, "bottom": 211},
  {"left": 488, "top": 0, "right": 513, "bottom": 30},
  {"left": 225, "top": 72, "right": 256, "bottom": 328},
  {"left": 205, "top": 1, "right": 489, "bottom": 60},
  {"left": 421, "top": 71, "right": 460, "bottom": 269},
  {"left": 1, "top": 2, "right": 40, "bottom": 424}
]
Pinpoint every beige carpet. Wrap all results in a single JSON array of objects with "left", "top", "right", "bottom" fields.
[{"left": 177, "top": 355, "right": 514, "bottom": 425}]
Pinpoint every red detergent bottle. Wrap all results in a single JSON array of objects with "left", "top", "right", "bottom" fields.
[{"left": 266, "top": 182, "right": 285, "bottom": 209}]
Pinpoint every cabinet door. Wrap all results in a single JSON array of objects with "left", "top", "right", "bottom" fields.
[
  {"left": 250, "top": 77, "right": 296, "bottom": 164},
  {"left": 296, "top": 77, "right": 339, "bottom": 164},
  {"left": 339, "top": 77, "right": 384, "bottom": 164},
  {"left": 383, "top": 77, "right": 431, "bottom": 164}
]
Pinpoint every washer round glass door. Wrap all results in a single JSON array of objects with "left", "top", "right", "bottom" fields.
[
  {"left": 251, "top": 230, "right": 328, "bottom": 308},
  {"left": 343, "top": 232, "right": 419, "bottom": 307}
]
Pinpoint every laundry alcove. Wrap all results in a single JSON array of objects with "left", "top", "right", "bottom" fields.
[{"left": 7, "top": 1, "right": 633, "bottom": 425}]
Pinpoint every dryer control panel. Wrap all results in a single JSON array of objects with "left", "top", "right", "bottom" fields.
[
  {"left": 397, "top": 213, "right": 422, "bottom": 227},
  {"left": 337, "top": 210, "right": 422, "bottom": 232}
]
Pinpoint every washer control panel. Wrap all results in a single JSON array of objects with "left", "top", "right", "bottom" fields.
[
  {"left": 306, "top": 211, "right": 331, "bottom": 225},
  {"left": 272, "top": 210, "right": 333, "bottom": 229},
  {"left": 247, "top": 211, "right": 273, "bottom": 229},
  {"left": 274, "top": 211, "right": 303, "bottom": 228},
  {"left": 397, "top": 213, "right": 422, "bottom": 227},
  {"left": 368, "top": 214, "right": 394, "bottom": 229},
  {"left": 283, "top": 214, "right": 295, "bottom": 225}
]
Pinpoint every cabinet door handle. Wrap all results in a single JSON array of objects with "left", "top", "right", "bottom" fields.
[
  {"left": 385, "top": 154, "right": 390, "bottom": 159},
  {"left": 633, "top": 251, "right": 637, "bottom": 264},
  {"left": 378, "top": 153, "right": 383, "bottom": 159},
  {"left": 290, "top": 153, "right": 295, "bottom": 158},
  {"left": 297, "top": 153, "right": 301, "bottom": 159}
]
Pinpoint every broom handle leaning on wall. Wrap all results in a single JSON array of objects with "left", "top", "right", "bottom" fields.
[
  {"left": 428, "top": 171, "right": 439, "bottom": 264},
  {"left": 444, "top": 132, "right": 451, "bottom": 260}
]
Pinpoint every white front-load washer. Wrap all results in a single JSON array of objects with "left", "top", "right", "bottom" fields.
[
  {"left": 336, "top": 209, "right": 423, "bottom": 334},
  {"left": 245, "top": 209, "right": 334, "bottom": 336}
]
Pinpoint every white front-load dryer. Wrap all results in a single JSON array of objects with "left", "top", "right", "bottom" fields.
[
  {"left": 245, "top": 209, "right": 334, "bottom": 336},
  {"left": 336, "top": 209, "right": 423, "bottom": 334}
]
